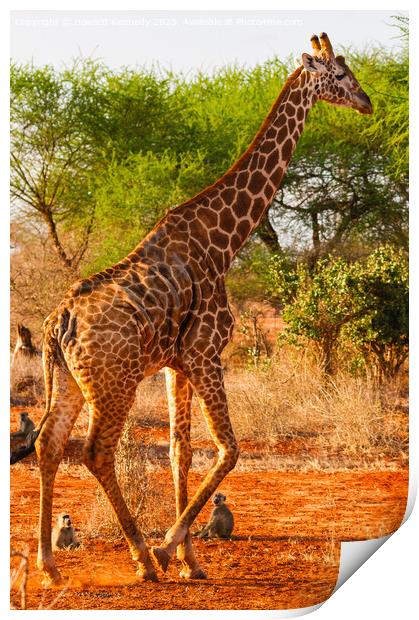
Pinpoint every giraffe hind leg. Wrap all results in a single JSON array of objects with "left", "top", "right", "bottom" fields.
[
  {"left": 151, "top": 362, "right": 239, "bottom": 574},
  {"left": 162, "top": 368, "right": 206, "bottom": 579},
  {"left": 82, "top": 390, "right": 158, "bottom": 582},
  {"left": 36, "top": 367, "right": 84, "bottom": 586}
]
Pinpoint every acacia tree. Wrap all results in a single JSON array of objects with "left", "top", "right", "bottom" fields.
[
  {"left": 272, "top": 148, "right": 408, "bottom": 263},
  {"left": 271, "top": 41, "right": 408, "bottom": 262},
  {"left": 10, "top": 61, "right": 109, "bottom": 274}
]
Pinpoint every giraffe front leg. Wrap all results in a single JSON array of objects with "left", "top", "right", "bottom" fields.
[
  {"left": 83, "top": 393, "right": 158, "bottom": 583},
  {"left": 164, "top": 368, "right": 206, "bottom": 580},
  {"left": 151, "top": 363, "right": 239, "bottom": 575}
]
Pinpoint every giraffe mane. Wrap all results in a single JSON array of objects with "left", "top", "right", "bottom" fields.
[
  {"left": 128, "top": 63, "right": 305, "bottom": 258},
  {"left": 175, "top": 64, "right": 305, "bottom": 210}
]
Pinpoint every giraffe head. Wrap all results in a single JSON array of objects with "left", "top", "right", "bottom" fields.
[{"left": 301, "top": 32, "right": 373, "bottom": 115}]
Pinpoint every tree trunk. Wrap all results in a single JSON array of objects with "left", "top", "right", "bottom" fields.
[
  {"left": 257, "top": 213, "right": 282, "bottom": 255},
  {"left": 311, "top": 211, "right": 321, "bottom": 254},
  {"left": 320, "top": 336, "right": 335, "bottom": 376},
  {"left": 42, "top": 210, "right": 77, "bottom": 274}
]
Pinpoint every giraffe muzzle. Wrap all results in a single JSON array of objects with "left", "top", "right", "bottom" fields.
[{"left": 354, "top": 91, "right": 373, "bottom": 115}]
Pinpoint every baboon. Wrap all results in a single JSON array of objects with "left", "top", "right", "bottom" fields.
[
  {"left": 10, "top": 33, "right": 374, "bottom": 585},
  {"left": 195, "top": 493, "right": 234, "bottom": 539},
  {"left": 51, "top": 513, "right": 80, "bottom": 550},
  {"left": 10, "top": 412, "right": 35, "bottom": 440},
  {"left": 12, "top": 324, "right": 41, "bottom": 367}
]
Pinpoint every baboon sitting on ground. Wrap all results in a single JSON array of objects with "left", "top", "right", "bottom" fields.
[
  {"left": 52, "top": 513, "right": 80, "bottom": 550},
  {"left": 10, "top": 412, "right": 35, "bottom": 440},
  {"left": 195, "top": 492, "right": 234, "bottom": 539}
]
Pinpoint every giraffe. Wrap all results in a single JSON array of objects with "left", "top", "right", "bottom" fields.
[{"left": 12, "top": 33, "right": 372, "bottom": 585}]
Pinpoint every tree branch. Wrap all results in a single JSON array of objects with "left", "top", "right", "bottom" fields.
[{"left": 256, "top": 212, "right": 282, "bottom": 255}]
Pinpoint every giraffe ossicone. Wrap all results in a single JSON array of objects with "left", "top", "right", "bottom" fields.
[{"left": 20, "top": 33, "right": 372, "bottom": 585}]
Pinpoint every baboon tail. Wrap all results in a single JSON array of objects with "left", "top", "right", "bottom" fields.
[{"left": 10, "top": 430, "right": 39, "bottom": 464}]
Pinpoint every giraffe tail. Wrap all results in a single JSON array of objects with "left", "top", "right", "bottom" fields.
[{"left": 10, "top": 311, "right": 64, "bottom": 466}]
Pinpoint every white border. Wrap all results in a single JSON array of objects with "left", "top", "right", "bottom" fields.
[{"left": 2, "top": 1, "right": 416, "bottom": 618}]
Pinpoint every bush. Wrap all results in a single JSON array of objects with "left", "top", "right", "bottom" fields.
[
  {"left": 189, "top": 350, "right": 408, "bottom": 468},
  {"left": 268, "top": 255, "right": 359, "bottom": 374},
  {"left": 86, "top": 414, "right": 174, "bottom": 540},
  {"left": 268, "top": 246, "right": 408, "bottom": 378},
  {"left": 342, "top": 245, "right": 408, "bottom": 380}
]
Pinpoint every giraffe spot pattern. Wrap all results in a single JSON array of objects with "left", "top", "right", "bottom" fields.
[{"left": 35, "top": 41, "right": 372, "bottom": 583}]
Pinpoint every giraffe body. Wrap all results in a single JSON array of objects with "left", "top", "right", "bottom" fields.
[{"left": 28, "top": 33, "right": 372, "bottom": 585}]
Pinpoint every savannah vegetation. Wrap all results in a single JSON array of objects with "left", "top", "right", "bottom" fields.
[
  {"left": 9, "top": 21, "right": 409, "bottom": 611},
  {"left": 10, "top": 18, "right": 408, "bottom": 545}
]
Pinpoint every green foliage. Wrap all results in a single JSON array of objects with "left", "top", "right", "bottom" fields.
[
  {"left": 268, "top": 246, "right": 408, "bottom": 377},
  {"left": 342, "top": 245, "right": 408, "bottom": 378},
  {"left": 226, "top": 243, "right": 272, "bottom": 303},
  {"left": 363, "top": 16, "right": 409, "bottom": 180},
  {"left": 269, "top": 255, "right": 358, "bottom": 373},
  {"left": 169, "top": 60, "right": 287, "bottom": 172},
  {"left": 99, "top": 68, "right": 173, "bottom": 158},
  {"left": 10, "top": 17, "right": 409, "bottom": 279},
  {"left": 88, "top": 150, "right": 213, "bottom": 272}
]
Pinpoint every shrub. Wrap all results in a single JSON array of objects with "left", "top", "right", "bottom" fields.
[
  {"left": 268, "top": 246, "right": 408, "bottom": 378},
  {"left": 85, "top": 415, "right": 173, "bottom": 539},
  {"left": 342, "top": 245, "right": 408, "bottom": 380},
  {"left": 268, "top": 255, "right": 359, "bottom": 374}
]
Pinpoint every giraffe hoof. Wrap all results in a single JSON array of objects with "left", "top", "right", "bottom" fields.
[
  {"left": 41, "top": 571, "right": 67, "bottom": 588},
  {"left": 150, "top": 546, "right": 171, "bottom": 574},
  {"left": 136, "top": 566, "right": 159, "bottom": 582},
  {"left": 179, "top": 567, "right": 207, "bottom": 580}
]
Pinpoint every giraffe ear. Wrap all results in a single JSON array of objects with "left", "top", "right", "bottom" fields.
[{"left": 301, "top": 53, "right": 326, "bottom": 74}]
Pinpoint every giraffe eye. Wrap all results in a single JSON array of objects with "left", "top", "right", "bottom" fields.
[{"left": 336, "top": 73, "right": 345, "bottom": 81}]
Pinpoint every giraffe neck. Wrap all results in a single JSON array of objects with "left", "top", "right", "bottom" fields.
[{"left": 173, "top": 66, "right": 317, "bottom": 274}]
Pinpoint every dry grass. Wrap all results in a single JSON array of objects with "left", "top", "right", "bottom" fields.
[
  {"left": 121, "top": 349, "right": 407, "bottom": 474},
  {"left": 187, "top": 347, "right": 408, "bottom": 468},
  {"left": 11, "top": 222, "right": 75, "bottom": 336},
  {"left": 285, "top": 536, "right": 339, "bottom": 566},
  {"left": 85, "top": 415, "right": 175, "bottom": 540},
  {"left": 10, "top": 354, "right": 44, "bottom": 407},
  {"left": 242, "top": 352, "right": 405, "bottom": 454},
  {"left": 132, "top": 372, "right": 168, "bottom": 422}
]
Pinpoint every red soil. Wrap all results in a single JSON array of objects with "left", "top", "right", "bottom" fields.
[{"left": 10, "top": 406, "right": 408, "bottom": 611}]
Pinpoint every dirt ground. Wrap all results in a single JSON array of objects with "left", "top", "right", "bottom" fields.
[{"left": 10, "top": 406, "right": 408, "bottom": 611}]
